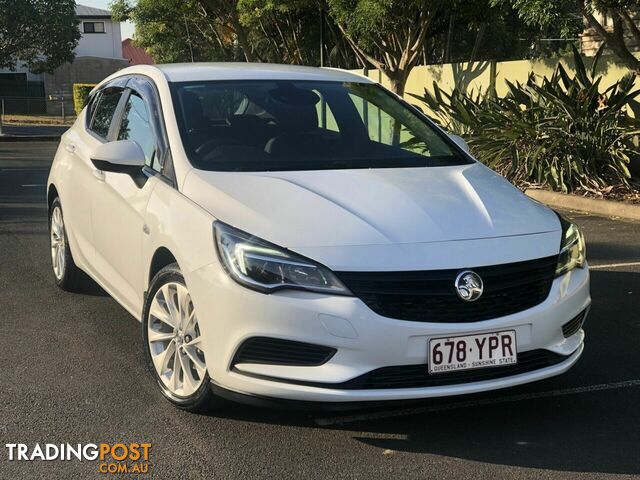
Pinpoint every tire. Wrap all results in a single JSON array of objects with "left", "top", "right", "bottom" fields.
[
  {"left": 49, "top": 197, "right": 86, "bottom": 292},
  {"left": 142, "top": 263, "right": 222, "bottom": 412}
]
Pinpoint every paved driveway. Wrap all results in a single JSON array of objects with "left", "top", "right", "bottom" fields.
[{"left": 1, "top": 141, "right": 639, "bottom": 479}]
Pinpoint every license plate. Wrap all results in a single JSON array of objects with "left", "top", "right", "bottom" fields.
[{"left": 428, "top": 330, "right": 517, "bottom": 374}]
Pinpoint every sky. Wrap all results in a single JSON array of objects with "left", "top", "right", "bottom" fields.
[{"left": 78, "top": 0, "right": 135, "bottom": 40}]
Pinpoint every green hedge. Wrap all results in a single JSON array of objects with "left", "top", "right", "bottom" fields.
[
  {"left": 411, "top": 45, "right": 640, "bottom": 193},
  {"left": 72, "top": 83, "right": 97, "bottom": 115}
]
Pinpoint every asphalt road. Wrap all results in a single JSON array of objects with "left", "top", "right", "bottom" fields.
[
  {"left": 0, "top": 124, "right": 68, "bottom": 137},
  {"left": 1, "top": 141, "right": 640, "bottom": 479}
]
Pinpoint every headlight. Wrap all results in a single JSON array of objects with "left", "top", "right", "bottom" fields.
[
  {"left": 555, "top": 216, "right": 586, "bottom": 277},
  {"left": 214, "top": 222, "right": 351, "bottom": 295}
]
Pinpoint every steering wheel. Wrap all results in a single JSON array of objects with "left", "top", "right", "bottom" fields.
[{"left": 195, "top": 137, "right": 243, "bottom": 161}]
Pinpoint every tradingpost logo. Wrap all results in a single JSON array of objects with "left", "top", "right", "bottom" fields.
[{"left": 5, "top": 443, "right": 152, "bottom": 474}]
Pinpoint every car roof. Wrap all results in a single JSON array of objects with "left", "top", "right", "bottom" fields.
[{"left": 153, "top": 62, "right": 374, "bottom": 84}]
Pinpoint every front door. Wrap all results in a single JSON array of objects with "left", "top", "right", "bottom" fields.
[{"left": 91, "top": 82, "right": 164, "bottom": 317}]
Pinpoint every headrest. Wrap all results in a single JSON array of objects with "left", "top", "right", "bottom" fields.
[
  {"left": 265, "top": 85, "right": 319, "bottom": 132},
  {"left": 180, "top": 91, "right": 206, "bottom": 132},
  {"left": 271, "top": 105, "right": 318, "bottom": 132}
]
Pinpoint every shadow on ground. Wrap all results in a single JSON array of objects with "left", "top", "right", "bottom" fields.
[
  {"left": 204, "top": 268, "right": 640, "bottom": 475},
  {"left": 2, "top": 140, "right": 638, "bottom": 477}
]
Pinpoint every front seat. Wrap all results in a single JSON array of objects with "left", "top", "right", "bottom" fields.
[
  {"left": 179, "top": 91, "right": 211, "bottom": 148},
  {"left": 264, "top": 106, "right": 326, "bottom": 159}
]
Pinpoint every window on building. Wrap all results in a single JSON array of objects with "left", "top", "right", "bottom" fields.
[{"left": 83, "top": 21, "right": 105, "bottom": 33}]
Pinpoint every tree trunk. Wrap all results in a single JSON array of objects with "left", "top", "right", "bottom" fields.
[
  {"left": 386, "top": 70, "right": 407, "bottom": 96},
  {"left": 469, "top": 24, "right": 486, "bottom": 64},
  {"left": 620, "top": 10, "right": 640, "bottom": 47},
  {"left": 235, "top": 28, "right": 255, "bottom": 62},
  {"left": 384, "top": 69, "right": 409, "bottom": 145},
  {"left": 584, "top": 10, "right": 640, "bottom": 74},
  {"left": 228, "top": 11, "right": 255, "bottom": 62},
  {"left": 444, "top": 13, "right": 455, "bottom": 64}
]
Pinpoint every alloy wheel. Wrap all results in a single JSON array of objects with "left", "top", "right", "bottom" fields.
[
  {"left": 50, "top": 206, "right": 66, "bottom": 280},
  {"left": 147, "top": 282, "right": 207, "bottom": 397}
]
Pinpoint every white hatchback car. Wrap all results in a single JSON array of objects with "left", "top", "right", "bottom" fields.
[{"left": 48, "top": 63, "right": 590, "bottom": 411}]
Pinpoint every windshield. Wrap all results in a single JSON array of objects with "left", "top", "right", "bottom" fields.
[{"left": 170, "top": 80, "right": 470, "bottom": 172}]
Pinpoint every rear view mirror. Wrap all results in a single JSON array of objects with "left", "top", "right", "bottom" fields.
[{"left": 91, "top": 140, "right": 146, "bottom": 174}]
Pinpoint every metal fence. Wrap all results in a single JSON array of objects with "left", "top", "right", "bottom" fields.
[
  {"left": 0, "top": 96, "right": 48, "bottom": 115},
  {"left": 0, "top": 95, "right": 74, "bottom": 122}
]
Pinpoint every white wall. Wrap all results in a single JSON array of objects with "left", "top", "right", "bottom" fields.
[
  {"left": 0, "top": 64, "right": 43, "bottom": 81},
  {"left": 75, "top": 18, "right": 123, "bottom": 59}
]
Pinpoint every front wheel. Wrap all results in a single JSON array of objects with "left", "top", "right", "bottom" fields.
[{"left": 142, "top": 263, "right": 221, "bottom": 412}]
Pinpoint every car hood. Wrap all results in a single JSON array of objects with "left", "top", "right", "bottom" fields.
[{"left": 182, "top": 163, "right": 560, "bottom": 248}]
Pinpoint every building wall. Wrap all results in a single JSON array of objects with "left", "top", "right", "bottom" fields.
[
  {"left": 0, "top": 65, "right": 43, "bottom": 83},
  {"left": 44, "top": 56, "right": 128, "bottom": 115},
  {"left": 353, "top": 53, "right": 640, "bottom": 113},
  {"left": 352, "top": 53, "right": 640, "bottom": 177},
  {"left": 76, "top": 18, "right": 123, "bottom": 59},
  {"left": 45, "top": 12, "right": 125, "bottom": 115},
  {"left": 581, "top": 9, "right": 640, "bottom": 57},
  {"left": 0, "top": 64, "right": 46, "bottom": 114},
  {"left": 0, "top": 9, "right": 124, "bottom": 115}
]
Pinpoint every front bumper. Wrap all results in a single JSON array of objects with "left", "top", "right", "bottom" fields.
[{"left": 187, "top": 260, "right": 590, "bottom": 403}]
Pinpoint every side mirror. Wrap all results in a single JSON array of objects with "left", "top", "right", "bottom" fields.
[
  {"left": 448, "top": 133, "right": 470, "bottom": 153},
  {"left": 91, "top": 140, "right": 146, "bottom": 175}
]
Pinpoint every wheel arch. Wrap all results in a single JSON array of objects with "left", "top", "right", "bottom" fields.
[
  {"left": 47, "top": 184, "right": 59, "bottom": 213},
  {"left": 148, "top": 247, "right": 179, "bottom": 292}
]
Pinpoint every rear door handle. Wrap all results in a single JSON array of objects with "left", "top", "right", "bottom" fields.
[
  {"left": 64, "top": 142, "right": 76, "bottom": 154},
  {"left": 93, "top": 169, "right": 105, "bottom": 181}
]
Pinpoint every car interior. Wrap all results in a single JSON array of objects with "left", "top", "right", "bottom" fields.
[{"left": 173, "top": 81, "right": 464, "bottom": 172}]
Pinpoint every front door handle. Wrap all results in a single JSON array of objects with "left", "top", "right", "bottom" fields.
[{"left": 93, "top": 169, "right": 105, "bottom": 181}]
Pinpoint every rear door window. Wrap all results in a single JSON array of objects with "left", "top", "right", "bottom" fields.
[{"left": 90, "top": 87, "right": 123, "bottom": 139}]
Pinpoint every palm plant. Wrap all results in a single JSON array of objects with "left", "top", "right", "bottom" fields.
[{"left": 411, "top": 45, "right": 640, "bottom": 193}]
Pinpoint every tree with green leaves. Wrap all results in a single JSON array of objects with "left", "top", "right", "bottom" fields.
[
  {"left": 414, "top": 45, "right": 640, "bottom": 192},
  {"left": 502, "top": 0, "right": 640, "bottom": 74},
  {"left": 325, "top": 0, "right": 449, "bottom": 95},
  {"left": 322, "top": 0, "right": 538, "bottom": 94},
  {"left": 113, "top": 0, "right": 355, "bottom": 67},
  {"left": 438, "top": 0, "right": 570, "bottom": 64},
  {"left": 0, "top": 0, "right": 80, "bottom": 73},
  {"left": 111, "top": 0, "right": 256, "bottom": 63},
  {"left": 112, "top": 0, "right": 576, "bottom": 87},
  {"left": 237, "top": 0, "right": 321, "bottom": 65}
]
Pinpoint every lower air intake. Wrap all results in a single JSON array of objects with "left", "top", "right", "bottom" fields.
[
  {"left": 331, "top": 349, "right": 568, "bottom": 390},
  {"left": 562, "top": 310, "right": 587, "bottom": 338},
  {"left": 232, "top": 337, "right": 336, "bottom": 367}
]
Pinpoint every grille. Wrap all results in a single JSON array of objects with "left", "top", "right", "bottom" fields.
[
  {"left": 562, "top": 309, "right": 587, "bottom": 338},
  {"left": 335, "top": 349, "right": 566, "bottom": 390},
  {"left": 232, "top": 337, "right": 336, "bottom": 367},
  {"left": 336, "top": 256, "right": 558, "bottom": 323}
]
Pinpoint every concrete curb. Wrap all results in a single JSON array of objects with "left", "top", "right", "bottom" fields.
[
  {"left": 0, "top": 135, "right": 61, "bottom": 142},
  {"left": 525, "top": 189, "right": 640, "bottom": 221}
]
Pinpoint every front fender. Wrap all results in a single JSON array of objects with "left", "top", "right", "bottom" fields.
[{"left": 142, "top": 180, "right": 218, "bottom": 296}]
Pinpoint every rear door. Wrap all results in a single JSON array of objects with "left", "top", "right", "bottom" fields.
[
  {"left": 63, "top": 81, "right": 126, "bottom": 269},
  {"left": 90, "top": 76, "right": 171, "bottom": 317}
]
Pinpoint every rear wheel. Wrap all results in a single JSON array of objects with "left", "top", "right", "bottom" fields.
[
  {"left": 49, "top": 198, "right": 85, "bottom": 291},
  {"left": 142, "top": 263, "right": 221, "bottom": 412}
]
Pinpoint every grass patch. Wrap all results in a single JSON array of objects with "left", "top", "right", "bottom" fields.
[{"left": 1, "top": 114, "right": 76, "bottom": 126}]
